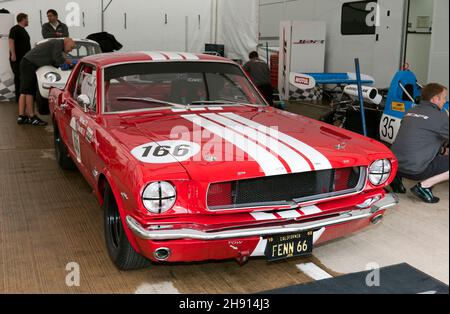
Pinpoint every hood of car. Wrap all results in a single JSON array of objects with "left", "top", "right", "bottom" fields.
[
  {"left": 106, "top": 106, "right": 394, "bottom": 183},
  {"left": 36, "top": 65, "right": 71, "bottom": 84}
]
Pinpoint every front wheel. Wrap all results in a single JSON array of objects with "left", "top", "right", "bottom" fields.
[
  {"left": 103, "top": 185, "right": 151, "bottom": 270},
  {"left": 54, "top": 123, "right": 76, "bottom": 170}
]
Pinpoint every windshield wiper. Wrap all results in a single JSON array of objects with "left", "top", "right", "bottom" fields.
[
  {"left": 116, "top": 97, "right": 186, "bottom": 109},
  {"left": 190, "top": 99, "right": 264, "bottom": 107}
]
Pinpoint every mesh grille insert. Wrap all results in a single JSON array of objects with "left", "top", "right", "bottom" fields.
[{"left": 207, "top": 167, "right": 364, "bottom": 210}]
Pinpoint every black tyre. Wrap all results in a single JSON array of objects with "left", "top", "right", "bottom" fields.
[
  {"left": 103, "top": 185, "right": 151, "bottom": 270},
  {"left": 54, "top": 124, "right": 76, "bottom": 170},
  {"left": 36, "top": 85, "right": 50, "bottom": 115}
]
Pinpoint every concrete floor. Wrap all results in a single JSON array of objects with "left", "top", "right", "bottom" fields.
[{"left": 0, "top": 100, "right": 448, "bottom": 293}]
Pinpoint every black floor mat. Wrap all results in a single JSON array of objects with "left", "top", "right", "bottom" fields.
[{"left": 262, "top": 263, "right": 449, "bottom": 294}]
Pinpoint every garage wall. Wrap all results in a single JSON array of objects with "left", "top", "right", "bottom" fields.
[
  {"left": 103, "top": 0, "right": 213, "bottom": 53},
  {"left": 217, "top": 0, "right": 259, "bottom": 62},
  {"left": 258, "top": 0, "right": 406, "bottom": 88},
  {"left": 404, "top": 0, "right": 433, "bottom": 83},
  {"left": 0, "top": 0, "right": 102, "bottom": 45},
  {"left": 427, "top": 0, "right": 449, "bottom": 95},
  {"left": 407, "top": 0, "right": 433, "bottom": 32},
  {"left": 1, "top": 0, "right": 258, "bottom": 61}
]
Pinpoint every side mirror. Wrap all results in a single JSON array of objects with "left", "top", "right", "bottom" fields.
[{"left": 77, "top": 94, "right": 91, "bottom": 113}]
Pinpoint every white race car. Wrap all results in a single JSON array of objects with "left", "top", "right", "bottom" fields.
[{"left": 35, "top": 38, "right": 101, "bottom": 114}]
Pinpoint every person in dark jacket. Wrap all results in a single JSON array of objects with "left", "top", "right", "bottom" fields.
[
  {"left": 42, "top": 9, "right": 69, "bottom": 39},
  {"left": 390, "top": 83, "right": 449, "bottom": 203},
  {"left": 8, "top": 13, "right": 31, "bottom": 103},
  {"left": 17, "top": 38, "right": 75, "bottom": 126},
  {"left": 243, "top": 51, "right": 273, "bottom": 106}
]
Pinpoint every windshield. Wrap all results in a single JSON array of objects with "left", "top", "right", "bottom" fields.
[
  {"left": 103, "top": 62, "right": 266, "bottom": 113},
  {"left": 66, "top": 42, "right": 102, "bottom": 59}
]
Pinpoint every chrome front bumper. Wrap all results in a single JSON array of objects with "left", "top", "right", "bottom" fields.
[
  {"left": 42, "top": 82, "right": 66, "bottom": 90},
  {"left": 126, "top": 193, "right": 399, "bottom": 241}
]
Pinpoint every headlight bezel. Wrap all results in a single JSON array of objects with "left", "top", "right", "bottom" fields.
[
  {"left": 368, "top": 159, "right": 392, "bottom": 186},
  {"left": 44, "top": 72, "right": 62, "bottom": 83},
  {"left": 142, "top": 181, "right": 177, "bottom": 214}
]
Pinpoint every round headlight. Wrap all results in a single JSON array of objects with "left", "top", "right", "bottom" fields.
[
  {"left": 142, "top": 181, "right": 176, "bottom": 214},
  {"left": 368, "top": 159, "right": 392, "bottom": 186},
  {"left": 44, "top": 72, "right": 61, "bottom": 83}
]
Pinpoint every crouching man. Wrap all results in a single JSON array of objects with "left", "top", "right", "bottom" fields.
[
  {"left": 390, "top": 83, "right": 449, "bottom": 203},
  {"left": 17, "top": 38, "right": 76, "bottom": 126}
]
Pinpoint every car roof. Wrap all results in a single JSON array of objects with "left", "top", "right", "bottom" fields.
[
  {"left": 36, "top": 38, "right": 99, "bottom": 45},
  {"left": 80, "top": 51, "right": 234, "bottom": 67}
]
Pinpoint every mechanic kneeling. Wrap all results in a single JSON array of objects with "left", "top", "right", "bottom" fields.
[
  {"left": 390, "top": 83, "right": 449, "bottom": 203},
  {"left": 17, "top": 38, "right": 76, "bottom": 125}
]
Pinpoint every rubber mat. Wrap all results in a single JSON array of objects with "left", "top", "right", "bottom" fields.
[{"left": 262, "top": 263, "right": 449, "bottom": 294}]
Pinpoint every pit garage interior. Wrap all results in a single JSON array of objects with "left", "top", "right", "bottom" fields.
[{"left": 0, "top": 0, "right": 448, "bottom": 294}]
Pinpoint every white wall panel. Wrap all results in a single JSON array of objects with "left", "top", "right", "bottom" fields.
[
  {"left": 428, "top": 0, "right": 449, "bottom": 94},
  {"left": 1, "top": 0, "right": 102, "bottom": 44}
]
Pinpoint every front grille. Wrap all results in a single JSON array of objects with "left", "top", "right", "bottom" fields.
[{"left": 207, "top": 167, "right": 365, "bottom": 210}]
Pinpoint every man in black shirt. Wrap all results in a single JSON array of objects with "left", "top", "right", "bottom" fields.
[
  {"left": 8, "top": 13, "right": 31, "bottom": 103},
  {"left": 17, "top": 38, "right": 75, "bottom": 126},
  {"left": 42, "top": 9, "right": 69, "bottom": 39}
]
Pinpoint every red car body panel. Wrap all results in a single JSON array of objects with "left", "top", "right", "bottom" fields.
[{"left": 49, "top": 52, "right": 398, "bottom": 263}]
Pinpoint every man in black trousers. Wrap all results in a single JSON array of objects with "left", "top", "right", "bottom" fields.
[{"left": 8, "top": 13, "right": 31, "bottom": 103}]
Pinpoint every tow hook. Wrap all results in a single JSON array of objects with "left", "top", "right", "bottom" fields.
[{"left": 235, "top": 251, "right": 250, "bottom": 265}]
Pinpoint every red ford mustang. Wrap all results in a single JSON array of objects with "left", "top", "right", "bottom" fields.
[{"left": 49, "top": 51, "right": 399, "bottom": 270}]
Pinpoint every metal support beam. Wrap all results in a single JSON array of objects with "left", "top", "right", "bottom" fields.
[{"left": 101, "top": 0, "right": 113, "bottom": 32}]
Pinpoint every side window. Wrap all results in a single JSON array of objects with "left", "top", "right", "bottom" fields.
[
  {"left": 73, "top": 64, "right": 97, "bottom": 113},
  {"left": 341, "top": 1, "right": 377, "bottom": 35}
]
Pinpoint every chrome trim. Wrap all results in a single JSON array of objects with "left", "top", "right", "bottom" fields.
[
  {"left": 370, "top": 192, "right": 399, "bottom": 213},
  {"left": 370, "top": 214, "right": 384, "bottom": 225},
  {"left": 42, "top": 82, "right": 66, "bottom": 90},
  {"left": 153, "top": 247, "right": 171, "bottom": 261},
  {"left": 126, "top": 193, "right": 399, "bottom": 241}
]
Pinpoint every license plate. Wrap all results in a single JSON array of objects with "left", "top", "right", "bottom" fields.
[{"left": 265, "top": 231, "right": 313, "bottom": 261}]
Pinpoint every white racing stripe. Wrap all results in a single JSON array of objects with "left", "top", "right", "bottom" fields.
[
  {"left": 140, "top": 51, "right": 167, "bottom": 61},
  {"left": 250, "top": 238, "right": 268, "bottom": 256},
  {"left": 160, "top": 52, "right": 184, "bottom": 60},
  {"left": 250, "top": 212, "right": 278, "bottom": 221},
  {"left": 300, "top": 205, "right": 322, "bottom": 216},
  {"left": 313, "top": 227, "right": 325, "bottom": 243},
  {"left": 182, "top": 114, "right": 287, "bottom": 176},
  {"left": 296, "top": 263, "right": 333, "bottom": 280},
  {"left": 278, "top": 210, "right": 302, "bottom": 219},
  {"left": 219, "top": 112, "right": 332, "bottom": 170},
  {"left": 177, "top": 52, "right": 200, "bottom": 60},
  {"left": 202, "top": 113, "right": 311, "bottom": 173}
]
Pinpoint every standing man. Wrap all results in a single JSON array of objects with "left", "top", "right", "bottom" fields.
[
  {"left": 17, "top": 38, "right": 76, "bottom": 126},
  {"left": 42, "top": 9, "right": 69, "bottom": 39},
  {"left": 390, "top": 83, "right": 449, "bottom": 203},
  {"left": 8, "top": 13, "right": 31, "bottom": 103},
  {"left": 243, "top": 51, "right": 273, "bottom": 106}
]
